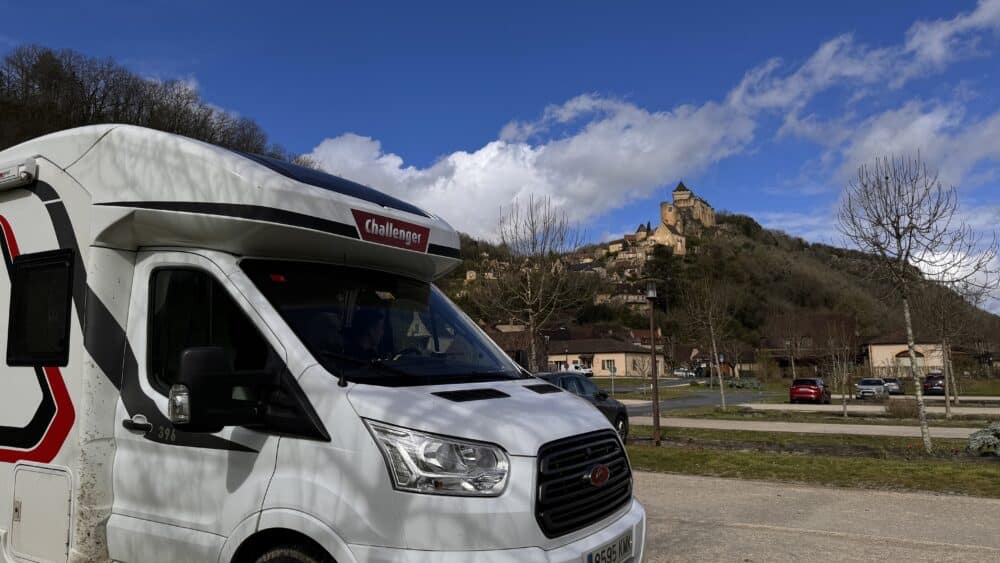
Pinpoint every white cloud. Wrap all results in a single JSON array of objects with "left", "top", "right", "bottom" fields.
[
  {"left": 731, "top": 0, "right": 1000, "bottom": 112},
  {"left": 305, "top": 1, "right": 1000, "bottom": 240},
  {"left": 308, "top": 95, "right": 754, "bottom": 239},
  {"left": 833, "top": 102, "right": 1000, "bottom": 188},
  {"left": 727, "top": 34, "right": 891, "bottom": 113},
  {"left": 902, "top": 0, "right": 1000, "bottom": 77}
]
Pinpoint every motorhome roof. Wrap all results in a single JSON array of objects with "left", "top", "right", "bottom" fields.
[{"left": 0, "top": 125, "right": 462, "bottom": 280}]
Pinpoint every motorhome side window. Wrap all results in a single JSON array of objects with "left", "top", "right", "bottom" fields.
[
  {"left": 148, "top": 269, "right": 269, "bottom": 395},
  {"left": 6, "top": 249, "right": 75, "bottom": 367}
]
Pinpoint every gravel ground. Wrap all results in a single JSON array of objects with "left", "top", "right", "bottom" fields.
[{"left": 634, "top": 471, "right": 1000, "bottom": 562}]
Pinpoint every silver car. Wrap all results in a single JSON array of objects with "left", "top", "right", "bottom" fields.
[
  {"left": 855, "top": 378, "right": 887, "bottom": 400},
  {"left": 882, "top": 377, "right": 904, "bottom": 395}
]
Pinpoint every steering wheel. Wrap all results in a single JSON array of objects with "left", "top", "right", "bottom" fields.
[{"left": 392, "top": 347, "right": 423, "bottom": 361}]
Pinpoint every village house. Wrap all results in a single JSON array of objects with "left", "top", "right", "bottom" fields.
[
  {"left": 548, "top": 339, "right": 666, "bottom": 377},
  {"left": 865, "top": 336, "right": 945, "bottom": 377}
]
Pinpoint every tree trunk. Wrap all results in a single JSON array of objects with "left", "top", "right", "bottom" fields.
[
  {"left": 709, "top": 323, "right": 726, "bottom": 409},
  {"left": 789, "top": 350, "right": 797, "bottom": 379},
  {"left": 841, "top": 362, "right": 849, "bottom": 418},
  {"left": 527, "top": 314, "right": 539, "bottom": 373},
  {"left": 948, "top": 355, "right": 961, "bottom": 406},
  {"left": 903, "top": 297, "right": 933, "bottom": 453},
  {"left": 650, "top": 316, "right": 661, "bottom": 447},
  {"left": 942, "top": 340, "right": 952, "bottom": 419}
]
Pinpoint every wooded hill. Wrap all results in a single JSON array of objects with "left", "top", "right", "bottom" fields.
[
  {"left": 442, "top": 212, "right": 1000, "bottom": 367},
  {"left": 0, "top": 45, "right": 304, "bottom": 160}
]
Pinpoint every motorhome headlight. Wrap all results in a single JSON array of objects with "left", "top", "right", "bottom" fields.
[{"left": 365, "top": 420, "right": 509, "bottom": 496}]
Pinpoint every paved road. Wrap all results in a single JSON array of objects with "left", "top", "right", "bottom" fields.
[
  {"left": 832, "top": 394, "right": 1000, "bottom": 402},
  {"left": 741, "top": 402, "right": 1000, "bottom": 416},
  {"left": 628, "top": 416, "right": 981, "bottom": 438},
  {"left": 624, "top": 389, "right": 781, "bottom": 416},
  {"left": 635, "top": 471, "right": 1000, "bottom": 562}
]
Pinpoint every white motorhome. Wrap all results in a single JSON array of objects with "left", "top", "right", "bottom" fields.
[{"left": 0, "top": 125, "right": 645, "bottom": 563}]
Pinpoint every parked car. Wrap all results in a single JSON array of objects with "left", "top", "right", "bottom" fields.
[
  {"left": 883, "top": 377, "right": 904, "bottom": 395},
  {"left": 563, "top": 363, "right": 594, "bottom": 377},
  {"left": 538, "top": 372, "right": 630, "bottom": 440},
  {"left": 923, "top": 373, "right": 946, "bottom": 395},
  {"left": 673, "top": 368, "right": 695, "bottom": 378},
  {"left": 855, "top": 378, "right": 887, "bottom": 400},
  {"left": 789, "top": 378, "right": 832, "bottom": 404}
]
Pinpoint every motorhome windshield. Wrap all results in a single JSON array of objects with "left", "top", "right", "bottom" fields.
[{"left": 241, "top": 259, "right": 527, "bottom": 386}]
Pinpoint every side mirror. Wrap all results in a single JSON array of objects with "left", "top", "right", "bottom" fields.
[
  {"left": 169, "top": 346, "right": 270, "bottom": 433},
  {"left": 596, "top": 391, "right": 609, "bottom": 401}
]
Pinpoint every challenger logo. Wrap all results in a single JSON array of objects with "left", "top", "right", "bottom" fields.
[{"left": 352, "top": 209, "right": 430, "bottom": 253}]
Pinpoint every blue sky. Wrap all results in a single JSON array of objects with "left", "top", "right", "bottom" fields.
[{"left": 6, "top": 0, "right": 1000, "bottom": 243}]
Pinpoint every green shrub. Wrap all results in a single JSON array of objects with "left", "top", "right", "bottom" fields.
[{"left": 967, "top": 422, "right": 1000, "bottom": 456}]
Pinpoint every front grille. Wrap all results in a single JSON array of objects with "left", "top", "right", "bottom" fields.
[{"left": 535, "top": 430, "right": 632, "bottom": 538}]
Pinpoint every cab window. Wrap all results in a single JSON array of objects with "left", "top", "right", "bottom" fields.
[{"left": 147, "top": 269, "right": 270, "bottom": 395}]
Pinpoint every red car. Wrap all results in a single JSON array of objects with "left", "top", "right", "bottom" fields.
[
  {"left": 923, "top": 374, "right": 946, "bottom": 395},
  {"left": 789, "top": 378, "right": 832, "bottom": 404}
]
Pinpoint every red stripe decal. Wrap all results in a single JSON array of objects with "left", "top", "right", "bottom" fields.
[
  {"left": 0, "top": 215, "right": 20, "bottom": 256},
  {"left": 0, "top": 214, "right": 76, "bottom": 463}
]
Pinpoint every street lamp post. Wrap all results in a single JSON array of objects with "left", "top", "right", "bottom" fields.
[{"left": 646, "top": 280, "right": 661, "bottom": 447}]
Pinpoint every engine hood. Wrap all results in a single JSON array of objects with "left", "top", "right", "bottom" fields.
[{"left": 346, "top": 379, "right": 615, "bottom": 456}]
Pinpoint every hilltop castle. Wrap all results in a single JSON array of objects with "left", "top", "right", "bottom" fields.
[{"left": 621, "top": 182, "right": 715, "bottom": 256}]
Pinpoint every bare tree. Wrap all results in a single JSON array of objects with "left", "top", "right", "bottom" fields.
[
  {"left": 825, "top": 318, "right": 858, "bottom": 418},
  {"left": 770, "top": 311, "right": 804, "bottom": 379},
  {"left": 631, "top": 355, "right": 653, "bottom": 379},
  {"left": 469, "top": 195, "right": 591, "bottom": 372},
  {"left": 914, "top": 281, "right": 990, "bottom": 416},
  {"left": 838, "top": 153, "right": 998, "bottom": 453},
  {"left": 683, "top": 281, "right": 732, "bottom": 408}
]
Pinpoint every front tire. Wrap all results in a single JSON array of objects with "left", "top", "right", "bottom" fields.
[{"left": 254, "top": 545, "right": 333, "bottom": 563}]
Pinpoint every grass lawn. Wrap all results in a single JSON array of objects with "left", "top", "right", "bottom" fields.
[
  {"left": 626, "top": 444, "right": 1000, "bottom": 497},
  {"left": 955, "top": 379, "right": 1000, "bottom": 396},
  {"left": 629, "top": 425, "right": 969, "bottom": 458},
  {"left": 669, "top": 406, "right": 995, "bottom": 428}
]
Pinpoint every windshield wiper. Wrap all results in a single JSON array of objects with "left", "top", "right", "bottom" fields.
[{"left": 318, "top": 351, "right": 415, "bottom": 382}]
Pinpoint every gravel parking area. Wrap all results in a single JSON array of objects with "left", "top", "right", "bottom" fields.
[{"left": 635, "top": 471, "right": 1000, "bottom": 562}]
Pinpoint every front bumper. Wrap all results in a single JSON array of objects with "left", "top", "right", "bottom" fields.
[{"left": 347, "top": 498, "right": 646, "bottom": 562}]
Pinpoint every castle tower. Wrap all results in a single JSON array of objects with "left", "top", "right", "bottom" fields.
[
  {"left": 672, "top": 181, "right": 693, "bottom": 206},
  {"left": 660, "top": 201, "right": 679, "bottom": 229}
]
